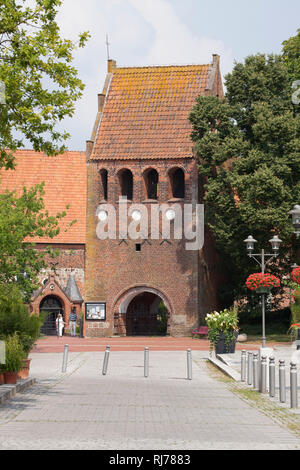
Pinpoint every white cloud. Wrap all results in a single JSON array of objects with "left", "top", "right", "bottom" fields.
[
  {"left": 128, "top": 0, "right": 233, "bottom": 74},
  {"left": 54, "top": 0, "right": 233, "bottom": 149}
]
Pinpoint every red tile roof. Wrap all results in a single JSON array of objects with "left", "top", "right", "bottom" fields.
[
  {"left": 91, "top": 64, "right": 211, "bottom": 160},
  {"left": 0, "top": 150, "right": 86, "bottom": 244}
]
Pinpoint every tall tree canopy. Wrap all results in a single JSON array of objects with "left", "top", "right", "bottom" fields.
[
  {"left": 190, "top": 54, "right": 300, "bottom": 302},
  {"left": 0, "top": 0, "right": 89, "bottom": 169},
  {"left": 282, "top": 28, "right": 300, "bottom": 84}
]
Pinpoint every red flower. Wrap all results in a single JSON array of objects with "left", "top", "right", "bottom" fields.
[
  {"left": 292, "top": 267, "right": 300, "bottom": 285},
  {"left": 245, "top": 273, "right": 280, "bottom": 291}
]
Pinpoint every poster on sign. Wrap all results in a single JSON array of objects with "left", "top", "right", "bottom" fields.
[{"left": 85, "top": 302, "right": 106, "bottom": 321}]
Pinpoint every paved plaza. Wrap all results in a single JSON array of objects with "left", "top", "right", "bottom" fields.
[{"left": 0, "top": 347, "right": 300, "bottom": 450}]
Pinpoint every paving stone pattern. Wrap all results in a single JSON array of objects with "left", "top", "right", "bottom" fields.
[{"left": 0, "top": 351, "right": 299, "bottom": 450}]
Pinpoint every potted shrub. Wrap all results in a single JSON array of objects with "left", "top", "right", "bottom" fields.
[
  {"left": 3, "top": 333, "right": 25, "bottom": 384},
  {"left": 205, "top": 307, "right": 239, "bottom": 354},
  {"left": 17, "top": 334, "right": 35, "bottom": 379},
  {"left": 0, "top": 285, "right": 43, "bottom": 379},
  {"left": 289, "top": 290, "right": 300, "bottom": 343},
  {"left": 245, "top": 273, "right": 280, "bottom": 294},
  {"left": 0, "top": 369, "right": 4, "bottom": 385}
]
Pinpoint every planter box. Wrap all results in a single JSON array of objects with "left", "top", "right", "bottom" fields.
[
  {"left": 17, "top": 358, "right": 31, "bottom": 380},
  {"left": 255, "top": 287, "right": 271, "bottom": 294},
  {"left": 215, "top": 331, "right": 237, "bottom": 354},
  {"left": 4, "top": 371, "right": 18, "bottom": 385}
]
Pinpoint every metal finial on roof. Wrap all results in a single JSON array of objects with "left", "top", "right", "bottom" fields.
[{"left": 106, "top": 34, "right": 110, "bottom": 60}]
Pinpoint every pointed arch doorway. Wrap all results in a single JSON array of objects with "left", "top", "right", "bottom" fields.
[{"left": 40, "top": 295, "right": 64, "bottom": 336}]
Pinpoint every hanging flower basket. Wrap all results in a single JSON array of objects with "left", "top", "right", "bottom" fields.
[
  {"left": 245, "top": 273, "right": 280, "bottom": 294},
  {"left": 292, "top": 267, "right": 300, "bottom": 285}
]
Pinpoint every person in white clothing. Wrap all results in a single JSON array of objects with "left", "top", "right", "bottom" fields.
[{"left": 56, "top": 314, "right": 65, "bottom": 337}]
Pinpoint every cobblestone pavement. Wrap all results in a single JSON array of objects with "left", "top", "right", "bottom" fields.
[{"left": 0, "top": 351, "right": 299, "bottom": 450}]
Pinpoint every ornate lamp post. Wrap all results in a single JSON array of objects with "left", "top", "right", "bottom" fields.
[
  {"left": 244, "top": 234, "right": 282, "bottom": 349},
  {"left": 288, "top": 206, "right": 300, "bottom": 349},
  {"left": 288, "top": 205, "right": 300, "bottom": 238}
]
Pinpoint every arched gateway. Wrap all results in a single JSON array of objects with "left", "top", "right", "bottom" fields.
[
  {"left": 113, "top": 287, "right": 172, "bottom": 336},
  {"left": 40, "top": 295, "right": 64, "bottom": 336}
]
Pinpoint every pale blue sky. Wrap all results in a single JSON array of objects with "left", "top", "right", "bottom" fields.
[{"left": 46, "top": 1, "right": 300, "bottom": 150}]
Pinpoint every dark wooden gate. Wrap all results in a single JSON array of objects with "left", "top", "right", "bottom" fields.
[{"left": 40, "top": 296, "right": 64, "bottom": 336}]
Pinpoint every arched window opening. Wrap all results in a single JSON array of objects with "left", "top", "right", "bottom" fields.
[
  {"left": 169, "top": 168, "right": 185, "bottom": 199},
  {"left": 118, "top": 169, "right": 133, "bottom": 200},
  {"left": 100, "top": 169, "right": 108, "bottom": 200},
  {"left": 144, "top": 169, "right": 158, "bottom": 200}
]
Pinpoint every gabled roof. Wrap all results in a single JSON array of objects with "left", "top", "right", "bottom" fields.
[
  {"left": 90, "top": 55, "right": 223, "bottom": 161},
  {"left": 0, "top": 150, "right": 87, "bottom": 244},
  {"left": 31, "top": 275, "right": 72, "bottom": 303}
]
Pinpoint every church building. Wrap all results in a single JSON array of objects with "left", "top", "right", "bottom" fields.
[{"left": 0, "top": 55, "right": 224, "bottom": 337}]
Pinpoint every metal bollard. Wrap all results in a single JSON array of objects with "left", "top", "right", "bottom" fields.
[
  {"left": 269, "top": 356, "right": 275, "bottom": 398},
  {"left": 290, "top": 362, "right": 298, "bottom": 409},
  {"left": 62, "top": 344, "right": 69, "bottom": 373},
  {"left": 247, "top": 352, "right": 253, "bottom": 386},
  {"left": 260, "top": 356, "right": 267, "bottom": 393},
  {"left": 102, "top": 346, "right": 110, "bottom": 376},
  {"left": 253, "top": 353, "right": 259, "bottom": 390},
  {"left": 144, "top": 347, "right": 149, "bottom": 378},
  {"left": 241, "top": 350, "right": 247, "bottom": 382},
  {"left": 279, "top": 360, "right": 286, "bottom": 403},
  {"left": 187, "top": 349, "right": 192, "bottom": 380}
]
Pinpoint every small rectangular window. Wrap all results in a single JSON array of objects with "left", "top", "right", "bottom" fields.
[{"left": 135, "top": 244, "right": 141, "bottom": 252}]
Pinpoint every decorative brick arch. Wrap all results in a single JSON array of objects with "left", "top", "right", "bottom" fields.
[
  {"left": 142, "top": 167, "right": 159, "bottom": 200},
  {"left": 112, "top": 284, "right": 173, "bottom": 336},
  {"left": 31, "top": 275, "right": 73, "bottom": 325},
  {"left": 117, "top": 168, "right": 134, "bottom": 200},
  {"left": 168, "top": 166, "right": 186, "bottom": 199},
  {"left": 113, "top": 285, "right": 172, "bottom": 314}
]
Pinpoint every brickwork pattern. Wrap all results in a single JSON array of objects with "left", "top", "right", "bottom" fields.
[
  {"left": 85, "top": 158, "right": 200, "bottom": 337},
  {"left": 0, "top": 351, "right": 299, "bottom": 450}
]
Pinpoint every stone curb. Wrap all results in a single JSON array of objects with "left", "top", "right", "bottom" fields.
[
  {"left": 0, "top": 378, "right": 36, "bottom": 405},
  {"left": 208, "top": 355, "right": 240, "bottom": 382}
]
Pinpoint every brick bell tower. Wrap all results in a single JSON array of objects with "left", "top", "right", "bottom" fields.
[{"left": 84, "top": 56, "right": 224, "bottom": 338}]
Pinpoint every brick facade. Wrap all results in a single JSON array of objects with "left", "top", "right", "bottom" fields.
[
  {"left": 85, "top": 157, "right": 201, "bottom": 336},
  {"left": 84, "top": 56, "right": 225, "bottom": 337}
]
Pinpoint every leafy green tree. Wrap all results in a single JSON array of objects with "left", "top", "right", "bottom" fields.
[
  {"left": 282, "top": 29, "right": 300, "bottom": 84},
  {"left": 0, "top": 182, "right": 75, "bottom": 300},
  {"left": 0, "top": 283, "right": 43, "bottom": 356},
  {"left": 0, "top": 0, "right": 89, "bottom": 169},
  {"left": 189, "top": 54, "right": 300, "bottom": 302}
]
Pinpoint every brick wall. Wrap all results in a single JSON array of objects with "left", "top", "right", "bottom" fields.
[
  {"left": 85, "top": 157, "right": 216, "bottom": 337},
  {"left": 36, "top": 246, "right": 85, "bottom": 296}
]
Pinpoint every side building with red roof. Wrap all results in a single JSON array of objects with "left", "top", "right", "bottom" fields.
[{"left": 0, "top": 150, "right": 86, "bottom": 335}]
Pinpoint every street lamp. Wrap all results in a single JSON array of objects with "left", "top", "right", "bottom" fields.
[
  {"left": 288, "top": 205, "right": 300, "bottom": 238},
  {"left": 244, "top": 234, "right": 282, "bottom": 349},
  {"left": 288, "top": 205, "right": 300, "bottom": 350}
]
